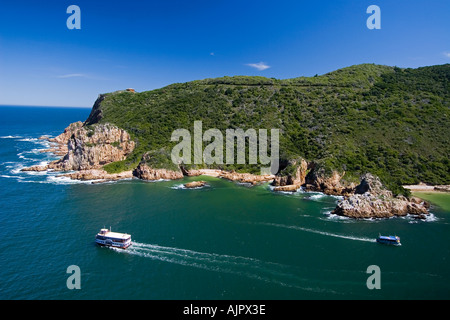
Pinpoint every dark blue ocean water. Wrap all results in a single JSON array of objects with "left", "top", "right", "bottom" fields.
[{"left": 1, "top": 105, "right": 449, "bottom": 300}]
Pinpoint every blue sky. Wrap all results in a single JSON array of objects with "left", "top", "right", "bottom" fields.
[{"left": 0, "top": 0, "right": 449, "bottom": 107}]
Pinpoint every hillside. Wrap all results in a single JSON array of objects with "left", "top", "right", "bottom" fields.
[{"left": 84, "top": 63, "right": 450, "bottom": 195}]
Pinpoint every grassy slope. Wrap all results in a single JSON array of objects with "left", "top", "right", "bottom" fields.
[{"left": 92, "top": 63, "right": 450, "bottom": 195}]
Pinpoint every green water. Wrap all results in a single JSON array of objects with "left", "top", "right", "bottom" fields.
[
  {"left": 1, "top": 106, "right": 450, "bottom": 300},
  {"left": 413, "top": 192, "right": 450, "bottom": 212},
  {"left": 3, "top": 173, "right": 450, "bottom": 299}
]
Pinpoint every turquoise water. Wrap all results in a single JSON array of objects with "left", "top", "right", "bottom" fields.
[{"left": 1, "top": 106, "right": 449, "bottom": 300}]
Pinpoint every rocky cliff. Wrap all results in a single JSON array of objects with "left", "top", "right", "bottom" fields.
[
  {"left": 48, "top": 123, "right": 135, "bottom": 171},
  {"left": 271, "top": 159, "right": 355, "bottom": 195},
  {"left": 22, "top": 121, "right": 135, "bottom": 177},
  {"left": 132, "top": 163, "right": 184, "bottom": 180},
  {"left": 331, "top": 173, "right": 429, "bottom": 219},
  {"left": 18, "top": 120, "right": 432, "bottom": 219},
  {"left": 217, "top": 171, "right": 275, "bottom": 185},
  {"left": 303, "top": 164, "right": 356, "bottom": 196},
  {"left": 272, "top": 158, "right": 308, "bottom": 191}
]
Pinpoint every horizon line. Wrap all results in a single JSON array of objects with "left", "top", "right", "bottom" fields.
[{"left": 0, "top": 104, "right": 92, "bottom": 109}]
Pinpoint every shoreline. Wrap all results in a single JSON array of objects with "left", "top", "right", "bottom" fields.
[
  {"left": 16, "top": 124, "right": 438, "bottom": 219},
  {"left": 404, "top": 184, "right": 450, "bottom": 193}
]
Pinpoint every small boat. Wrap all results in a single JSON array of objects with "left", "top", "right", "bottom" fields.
[
  {"left": 95, "top": 228, "right": 132, "bottom": 249},
  {"left": 376, "top": 234, "right": 401, "bottom": 246}
]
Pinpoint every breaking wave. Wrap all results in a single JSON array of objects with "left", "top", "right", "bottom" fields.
[{"left": 171, "top": 183, "right": 209, "bottom": 190}]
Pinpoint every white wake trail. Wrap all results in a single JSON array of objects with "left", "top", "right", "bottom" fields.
[
  {"left": 257, "top": 222, "right": 376, "bottom": 243},
  {"left": 110, "top": 242, "right": 340, "bottom": 294}
]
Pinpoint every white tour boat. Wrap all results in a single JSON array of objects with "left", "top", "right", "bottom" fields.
[{"left": 95, "top": 228, "right": 132, "bottom": 249}]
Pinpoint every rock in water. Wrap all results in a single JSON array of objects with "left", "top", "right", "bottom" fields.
[
  {"left": 273, "top": 184, "right": 300, "bottom": 192},
  {"left": 332, "top": 173, "right": 429, "bottom": 219},
  {"left": 20, "top": 165, "right": 48, "bottom": 172},
  {"left": 184, "top": 181, "right": 206, "bottom": 188}
]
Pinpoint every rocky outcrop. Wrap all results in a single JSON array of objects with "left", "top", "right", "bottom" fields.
[
  {"left": 184, "top": 181, "right": 207, "bottom": 188},
  {"left": 304, "top": 165, "right": 356, "bottom": 196},
  {"left": 273, "top": 184, "right": 301, "bottom": 192},
  {"left": 22, "top": 122, "right": 135, "bottom": 175},
  {"left": 182, "top": 167, "right": 274, "bottom": 185},
  {"left": 22, "top": 121, "right": 83, "bottom": 172},
  {"left": 48, "top": 121, "right": 83, "bottom": 145},
  {"left": 47, "top": 123, "right": 135, "bottom": 171},
  {"left": 40, "top": 121, "right": 84, "bottom": 157},
  {"left": 272, "top": 158, "right": 308, "bottom": 191},
  {"left": 182, "top": 168, "right": 222, "bottom": 177},
  {"left": 60, "top": 169, "right": 133, "bottom": 182},
  {"left": 332, "top": 173, "right": 429, "bottom": 219},
  {"left": 21, "top": 165, "right": 48, "bottom": 172},
  {"left": 132, "top": 163, "right": 184, "bottom": 181},
  {"left": 218, "top": 171, "right": 275, "bottom": 185},
  {"left": 270, "top": 159, "right": 357, "bottom": 194}
]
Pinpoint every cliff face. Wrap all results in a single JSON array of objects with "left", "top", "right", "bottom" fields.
[
  {"left": 304, "top": 165, "right": 355, "bottom": 196},
  {"left": 21, "top": 120, "right": 431, "bottom": 220},
  {"left": 48, "top": 123, "right": 135, "bottom": 171},
  {"left": 132, "top": 163, "right": 184, "bottom": 180},
  {"left": 271, "top": 159, "right": 356, "bottom": 195},
  {"left": 272, "top": 158, "right": 308, "bottom": 186},
  {"left": 84, "top": 94, "right": 106, "bottom": 125},
  {"left": 21, "top": 121, "right": 135, "bottom": 174},
  {"left": 270, "top": 163, "right": 430, "bottom": 218},
  {"left": 45, "top": 121, "right": 84, "bottom": 156}
]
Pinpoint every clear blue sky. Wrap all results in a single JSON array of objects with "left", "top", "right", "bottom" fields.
[{"left": 1, "top": 0, "right": 449, "bottom": 107}]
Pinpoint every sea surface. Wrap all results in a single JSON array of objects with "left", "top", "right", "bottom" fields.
[{"left": 1, "top": 105, "right": 449, "bottom": 300}]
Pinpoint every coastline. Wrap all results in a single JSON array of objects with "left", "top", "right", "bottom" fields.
[
  {"left": 410, "top": 191, "right": 450, "bottom": 212},
  {"left": 17, "top": 121, "right": 434, "bottom": 219},
  {"left": 404, "top": 184, "right": 450, "bottom": 193}
]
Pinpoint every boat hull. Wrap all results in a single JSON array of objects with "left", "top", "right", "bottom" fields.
[
  {"left": 376, "top": 237, "right": 401, "bottom": 246},
  {"left": 95, "top": 228, "right": 132, "bottom": 249},
  {"left": 95, "top": 239, "right": 132, "bottom": 249}
]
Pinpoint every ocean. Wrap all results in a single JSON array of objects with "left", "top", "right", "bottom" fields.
[{"left": 1, "top": 105, "right": 449, "bottom": 300}]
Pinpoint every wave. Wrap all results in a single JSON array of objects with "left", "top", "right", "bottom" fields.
[
  {"left": 143, "top": 178, "right": 171, "bottom": 183},
  {"left": 0, "top": 135, "right": 23, "bottom": 139},
  {"left": 307, "top": 194, "right": 325, "bottom": 200},
  {"left": 170, "top": 183, "right": 209, "bottom": 190},
  {"left": 45, "top": 175, "right": 105, "bottom": 185},
  {"left": 110, "top": 242, "right": 340, "bottom": 294},
  {"left": 256, "top": 222, "right": 376, "bottom": 243},
  {"left": 321, "top": 212, "right": 352, "bottom": 223},
  {"left": 171, "top": 184, "right": 187, "bottom": 190},
  {"left": 16, "top": 138, "right": 38, "bottom": 142},
  {"left": 403, "top": 212, "right": 439, "bottom": 224},
  {"left": 10, "top": 163, "right": 25, "bottom": 174},
  {"left": 0, "top": 174, "right": 24, "bottom": 180},
  {"left": 424, "top": 213, "right": 439, "bottom": 223},
  {"left": 305, "top": 193, "right": 344, "bottom": 202},
  {"left": 267, "top": 184, "right": 304, "bottom": 193}
]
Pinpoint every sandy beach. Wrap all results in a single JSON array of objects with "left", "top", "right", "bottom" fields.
[{"left": 404, "top": 184, "right": 450, "bottom": 193}]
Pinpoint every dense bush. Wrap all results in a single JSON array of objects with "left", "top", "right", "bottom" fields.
[{"left": 95, "top": 63, "right": 450, "bottom": 192}]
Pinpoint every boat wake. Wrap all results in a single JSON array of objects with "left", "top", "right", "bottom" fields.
[
  {"left": 256, "top": 222, "right": 376, "bottom": 243},
  {"left": 110, "top": 242, "right": 340, "bottom": 294}
]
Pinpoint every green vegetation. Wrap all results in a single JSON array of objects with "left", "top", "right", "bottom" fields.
[{"left": 86, "top": 63, "right": 450, "bottom": 194}]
